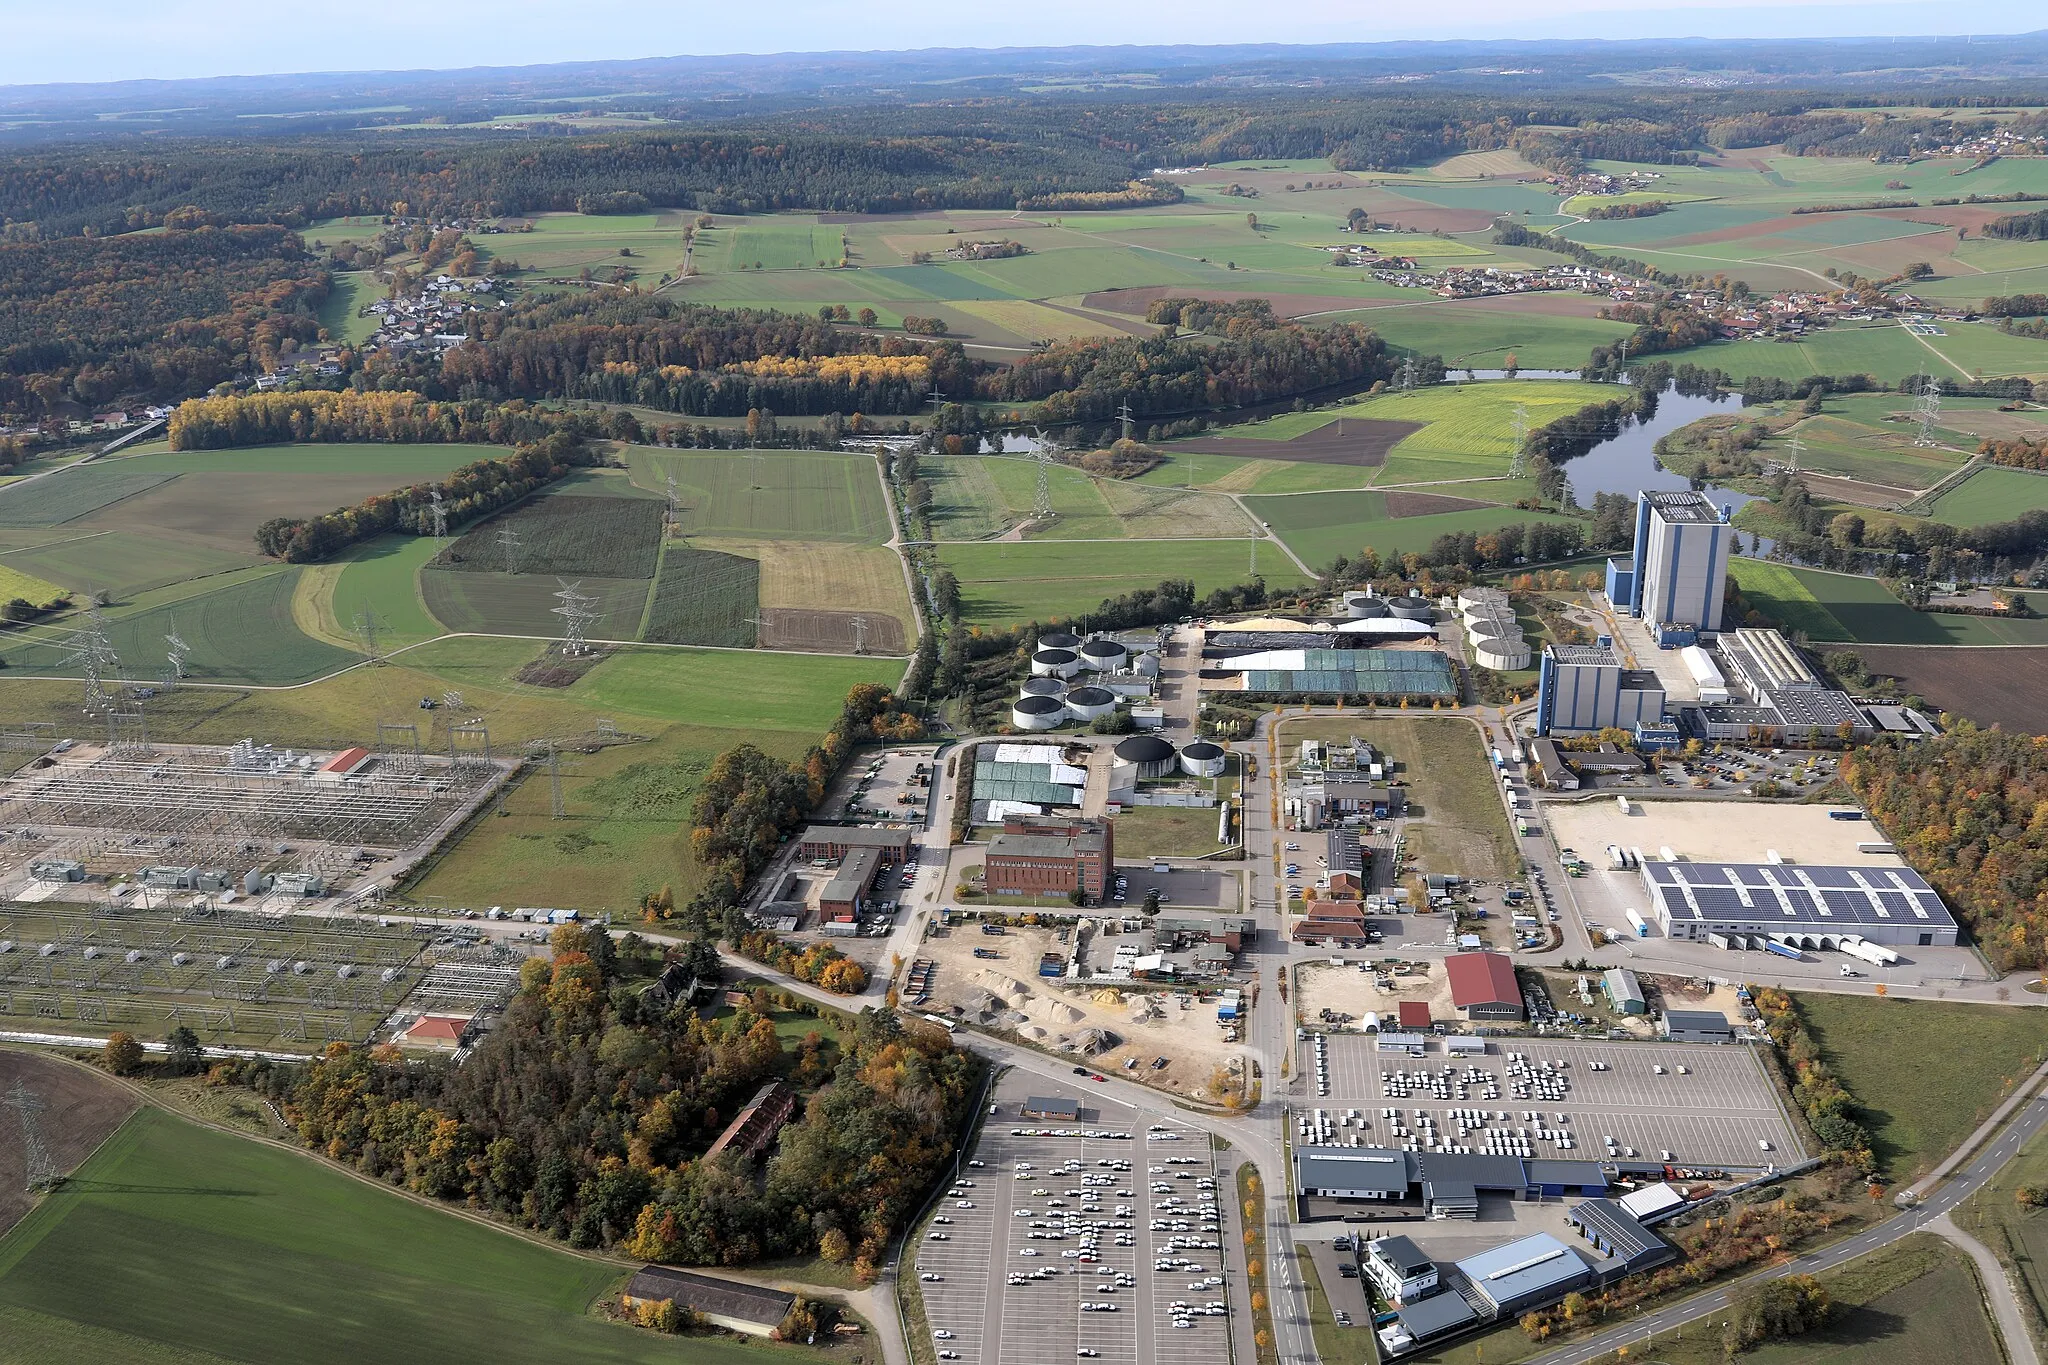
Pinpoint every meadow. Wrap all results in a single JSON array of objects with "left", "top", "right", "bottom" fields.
[
  {"left": 622, "top": 447, "right": 893, "bottom": 543},
  {"left": 1927, "top": 465, "right": 2048, "bottom": 526},
  {"left": 0, "top": 1106, "right": 800, "bottom": 1365},
  {"left": 1730, "top": 559, "right": 2048, "bottom": 646},
  {"left": 1249, "top": 492, "right": 1577, "bottom": 570}
]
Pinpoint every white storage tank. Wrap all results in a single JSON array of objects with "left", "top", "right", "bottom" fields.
[
  {"left": 1465, "top": 615, "right": 1518, "bottom": 643},
  {"left": 1474, "top": 639, "right": 1532, "bottom": 670},
  {"left": 1343, "top": 591, "right": 1390, "bottom": 619},
  {"left": 1019, "top": 676, "right": 1068, "bottom": 700},
  {"left": 1038, "top": 630, "right": 1083, "bottom": 651},
  {"left": 1078, "top": 636, "right": 1129, "bottom": 672},
  {"left": 1114, "top": 734, "right": 1178, "bottom": 778},
  {"left": 1012, "top": 694, "right": 1068, "bottom": 731},
  {"left": 1031, "top": 647, "right": 1082, "bottom": 679},
  {"left": 1180, "top": 741, "right": 1228, "bottom": 778},
  {"left": 1458, "top": 586, "right": 1511, "bottom": 614},
  {"left": 1064, "top": 686, "right": 1118, "bottom": 722}
]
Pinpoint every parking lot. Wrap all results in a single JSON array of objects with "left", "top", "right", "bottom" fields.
[
  {"left": 915, "top": 1079, "right": 1235, "bottom": 1365},
  {"left": 825, "top": 746, "right": 937, "bottom": 823},
  {"left": 1305, "top": 1034, "right": 1799, "bottom": 1170},
  {"left": 1110, "top": 864, "right": 1237, "bottom": 913}
]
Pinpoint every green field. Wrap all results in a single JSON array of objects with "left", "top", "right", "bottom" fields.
[
  {"left": 623, "top": 448, "right": 892, "bottom": 543},
  {"left": 936, "top": 538, "right": 1308, "bottom": 627},
  {"left": 441, "top": 491, "right": 665, "bottom": 579},
  {"left": 723, "top": 222, "right": 845, "bottom": 272},
  {"left": 641, "top": 545, "right": 761, "bottom": 647},
  {"left": 421, "top": 570, "right": 653, "bottom": 640},
  {"left": 320, "top": 534, "right": 447, "bottom": 645},
  {"left": 1794, "top": 993, "right": 2048, "bottom": 1181},
  {"left": 0, "top": 1106, "right": 787, "bottom": 1365},
  {"left": 1928, "top": 465, "right": 2048, "bottom": 526},
  {"left": 0, "top": 466, "right": 181, "bottom": 527},
  {"left": 5, "top": 569, "right": 357, "bottom": 685},
  {"left": 317, "top": 269, "right": 379, "bottom": 345},
  {"left": 1730, "top": 559, "right": 2048, "bottom": 645},
  {"left": 1249, "top": 492, "right": 1577, "bottom": 571},
  {"left": 1656, "top": 322, "right": 2048, "bottom": 385},
  {"left": 1333, "top": 306, "right": 1634, "bottom": 372}
]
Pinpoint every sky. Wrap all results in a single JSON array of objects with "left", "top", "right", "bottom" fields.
[{"left": 0, "top": 0, "right": 2040, "bottom": 86}]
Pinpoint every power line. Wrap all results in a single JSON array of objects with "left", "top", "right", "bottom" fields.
[
  {"left": 1508, "top": 404, "right": 1530, "bottom": 479},
  {"left": 1913, "top": 375, "right": 1943, "bottom": 448},
  {"left": 353, "top": 607, "right": 385, "bottom": 665},
  {"left": 849, "top": 615, "right": 869, "bottom": 655}
]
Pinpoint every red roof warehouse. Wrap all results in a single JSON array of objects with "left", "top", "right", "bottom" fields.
[{"left": 1444, "top": 951, "right": 1524, "bottom": 1021}]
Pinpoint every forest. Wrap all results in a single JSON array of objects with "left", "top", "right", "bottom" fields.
[
  {"left": 221, "top": 921, "right": 979, "bottom": 1273},
  {"left": 1985, "top": 208, "right": 2048, "bottom": 242},
  {"left": 1845, "top": 726, "right": 2048, "bottom": 971},
  {"left": 0, "top": 223, "right": 325, "bottom": 412}
]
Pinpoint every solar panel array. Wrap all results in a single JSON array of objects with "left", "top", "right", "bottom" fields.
[{"left": 1643, "top": 860, "right": 1954, "bottom": 930}]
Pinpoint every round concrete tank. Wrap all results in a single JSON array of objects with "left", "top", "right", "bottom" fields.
[
  {"left": 1064, "top": 686, "right": 1117, "bottom": 722},
  {"left": 1343, "top": 591, "right": 1390, "bottom": 619},
  {"left": 1387, "top": 599, "right": 1436, "bottom": 622},
  {"left": 1031, "top": 647, "right": 1081, "bottom": 679},
  {"left": 1180, "top": 741, "right": 1227, "bottom": 778},
  {"left": 1012, "top": 694, "right": 1068, "bottom": 731},
  {"left": 1078, "top": 636, "right": 1129, "bottom": 671},
  {"left": 1474, "top": 639, "right": 1533, "bottom": 670},
  {"left": 1020, "top": 676, "right": 1068, "bottom": 700},
  {"left": 1114, "top": 734, "right": 1178, "bottom": 778},
  {"left": 1038, "top": 630, "right": 1083, "bottom": 651}
]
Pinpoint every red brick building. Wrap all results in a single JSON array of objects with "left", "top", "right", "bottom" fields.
[{"left": 984, "top": 815, "right": 1115, "bottom": 901}]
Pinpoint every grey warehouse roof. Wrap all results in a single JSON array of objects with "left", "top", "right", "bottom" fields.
[
  {"left": 1295, "top": 1145, "right": 1412, "bottom": 1195},
  {"left": 1393, "top": 1292, "right": 1478, "bottom": 1339},
  {"left": 1456, "top": 1232, "right": 1590, "bottom": 1306},
  {"left": 1643, "top": 861, "right": 1956, "bottom": 931},
  {"left": 1368, "top": 1235, "right": 1434, "bottom": 1274}
]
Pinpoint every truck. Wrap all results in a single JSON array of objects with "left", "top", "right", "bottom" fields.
[
  {"left": 1491, "top": 747, "right": 1506, "bottom": 770},
  {"left": 1616, "top": 795, "right": 1633, "bottom": 816},
  {"left": 1828, "top": 810, "right": 1865, "bottom": 821},
  {"left": 1764, "top": 940, "right": 1803, "bottom": 962},
  {"left": 1842, "top": 937, "right": 1899, "bottom": 967},
  {"left": 1624, "top": 907, "right": 1649, "bottom": 938}
]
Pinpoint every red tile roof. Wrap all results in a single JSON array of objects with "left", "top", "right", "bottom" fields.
[
  {"left": 1398, "top": 1000, "right": 1432, "bottom": 1029},
  {"left": 1444, "top": 951, "right": 1519, "bottom": 1008}
]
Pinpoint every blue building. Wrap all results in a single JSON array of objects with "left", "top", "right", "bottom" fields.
[{"left": 1626, "top": 491, "right": 1734, "bottom": 637}]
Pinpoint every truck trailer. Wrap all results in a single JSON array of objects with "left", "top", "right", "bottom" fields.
[
  {"left": 1764, "top": 940, "right": 1803, "bottom": 962},
  {"left": 1624, "top": 907, "right": 1649, "bottom": 938},
  {"left": 1841, "top": 937, "right": 1899, "bottom": 967}
]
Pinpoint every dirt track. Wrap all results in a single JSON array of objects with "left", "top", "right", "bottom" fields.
[
  {"left": 0, "top": 1049, "right": 139, "bottom": 1238},
  {"left": 1172, "top": 419, "right": 1422, "bottom": 467}
]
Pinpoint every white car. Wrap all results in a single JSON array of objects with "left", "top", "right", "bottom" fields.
[
  {"left": 1019, "top": 1250, "right": 1039, "bottom": 1257},
  {"left": 933, "top": 1330, "right": 954, "bottom": 1340}
]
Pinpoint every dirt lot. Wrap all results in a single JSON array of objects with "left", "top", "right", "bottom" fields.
[
  {"left": 915, "top": 919, "right": 1243, "bottom": 1097},
  {"left": 1173, "top": 419, "right": 1423, "bottom": 467},
  {"left": 0, "top": 1048, "right": 139, "bottom": 1237},
  {"left": 1836, "top": 644, "right": 2048, "bottom": 733},
  {"left": 757, "top": 606, "right": 907, "bottom": 653},
  {"left": 1545, "top": 798, "right": 1896, "bottom": 867},
  {"left": 1294, "top": 958, "right": 1450, "bottom": 1027},
  {"left": 1383, "top": 490, "right": 1488, "bottom": 517}
]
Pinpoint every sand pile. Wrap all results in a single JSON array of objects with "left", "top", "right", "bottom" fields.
[{"left": 1092, "top": 988, "right": 1125, "bottom": 1008}]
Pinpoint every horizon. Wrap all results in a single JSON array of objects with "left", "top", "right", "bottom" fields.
[{"left": 3, "top": 1, "right": 2045, "bottom": 89}]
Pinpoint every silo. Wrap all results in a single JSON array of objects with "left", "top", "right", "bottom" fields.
[
  {"left": 1012, "top": 694, "right": 1068, "bottom": 731},
  {"left": 1180, "top": 741, "right": 1228, "bottom": 778},
  {"left": 1064, "top": 686, "right": 1118, "bottom": 722},
  {"left": 1032, "top": 647, "right": 1082, "bottom": 679},
  {"left": 1342, "top": 591, "right": 1390, "bottom": 619},
  {"left": 1114, "top": 734, "right": 1178, "bottom": 779}
]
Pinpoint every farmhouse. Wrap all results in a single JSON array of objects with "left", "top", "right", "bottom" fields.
[{"left": 621, "top": 1267, "right": 795, "bottom": 1337}]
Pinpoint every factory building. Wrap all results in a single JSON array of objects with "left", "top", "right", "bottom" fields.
[
  {"left": 984, "top": 814, "right": 1115, "bottom": 900},
  {"left": 1625, "top": 490, "right": 1735, "bottom": 640},
  {"left": 796, "top": 826, "right": 914, "bottom": 863},
  {"left": 1456, "top": 1233, "right": 1592, "bottom": 1317},
  {"left": 1445, "top": 951, "right": 1524, "bottom": 1021},
  {"left": 1535, "top": 644, "right": 1665, "bottom": 737},
  {"left": 1642, "top": 859, "right": 1960, "bottom": 949},
  {"left": 1204, "top": 646, "right": 1458, "bottom": 703}
]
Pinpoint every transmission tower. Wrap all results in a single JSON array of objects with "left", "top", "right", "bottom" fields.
[
  {"left": 353, "top": 607, "right": 385, "bottom": 665},
  {"left": 1507, "top": 404, "right": 1530, "bottom": 479},
  {"left": 428, "top": 486, "right": 449, "bottom": 540},
  {"left": 495, "top": 523, "right": 523, "bottom": 575},
  {"left": 664, "top": 472, "right": 681, "bottom": 533},
  {"left": 1398, "top": 356, "right": 1418, "bottom": 394},
  {"left": 1116, "top": 400, "right": 1136, "bottom": 443},
  {"left": 551, "top": 579, "right": 602, "bottom": 657},
  {"left": 1785, "top": 435, "right": 1805, "bottom": 474},
  {"left": 5, "top": 1079, "right": 57, "bottom": 1193},
  {"left": 58, "top": 603, "right": 122, "bottom": 716},
  {"left": 1914, "top": 376, "right": 1943, "bottom": 448},
  {"left": 161, "top": 616, "right": 190, "bottom": 691}
]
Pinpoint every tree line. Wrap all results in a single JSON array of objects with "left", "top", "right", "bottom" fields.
[
  {"left": 0, "top": 224, "right": 324, "bottom": 415},
  {"left": 253, "top": 431, "right": 598, "bottom": 561},
  {"left": 1983, "top": 208, "right": 2048, "bottom": 242}
]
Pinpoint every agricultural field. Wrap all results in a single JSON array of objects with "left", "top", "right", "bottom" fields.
[
  {"left": 921, "top": 453, "right": 1256, "bottom": 542},
  {"left": 1832, "top": 644, "right": 2048, "bottom": 733},
  {"left": 438, "top": 487, "right": 666, "bottom": 578},
  {"left": 0, "top": 1052, "right": 136, "bottom": 1241},
  {"left": 1926, "top": 465, "right": 2048, "bottom": 526},
  {"left": 1728, "top": 559, "right": 2048, "bottom": 646},
  {"left": 1249, "top": 490, "right": 1577, "bottom": 571},
  {"left": 0, "top": 1106, "right": 807, "bottom": 1365},
  {"left": 478, "top": 211, "right": 696, "bottom": 290},
  {"left": 1793, "top": 993, "right": 2048, "bottom": 1181},
  {"left": 937, "top": 537, "right": 1308, "bottom": 628},
  {"left": 641, "top": 545, "right": 760, "bottom": 647},
  {"left": 316, "top": 269, "right": 379, "bottom": 345},
  {"left": 621, "top": 447, "right": 893, "bottom": 544}
]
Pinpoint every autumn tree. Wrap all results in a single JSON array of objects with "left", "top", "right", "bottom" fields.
[{"left": 104, "top": 1031, "right": 144, "bottom": 1075}]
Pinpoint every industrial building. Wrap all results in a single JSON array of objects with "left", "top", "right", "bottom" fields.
[
  {"left": 819, "top": 846, "right": 888, "bottom": 918},
  {"left": 796, "top": 826, "right": 914, "bottom": 863},
  {"left": 984, "top": 814, "right": 1115, "bottom": 900},
  {"left": 1623, "top": 490, "right": 1735, "bottom": 640},
  {"left": 1565, "top": 1199, "right": 1676, "bottom": 1275},
  {"left": 1663, "top": 1010, "right": 1737, "bottom": 1044},
  {"left": 971, "top": 742, "right": 1090, "bottom": 821},
  {"left": 1456, "top": 1233, "right": 1592, "bottom": 1317},
  {"left": 1642, "top": 859, "right": 1960, "bottom": 948},
  {"left": 1202, "top": 646, "right": 1459, "bottom": 703},
  {"left": 1296, "top": 1146, "right": 1413, "bottom": 1199},
  {"left": 1445, "top": 951, "right": 1524, "bottom": 1020},
  {"left": 1285, "top": 775, "right": 1405, "bottom": 828},
  {"left": 1378, "top": 1291, "right": 1479, "bottom": 1356},
  {"left": 1601, "top": 967, "right": 1646, "bottom": 1015},
  {"left": 1534, "top": 644, "right": 1665, "bottom": 737}
]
